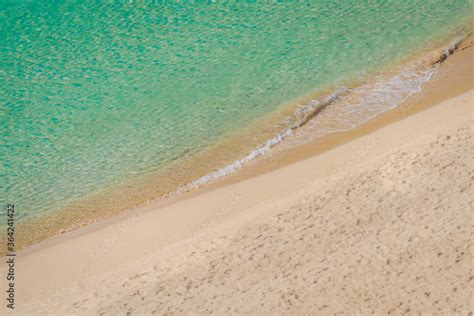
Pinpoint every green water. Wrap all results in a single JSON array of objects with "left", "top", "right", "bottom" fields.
[{"left": 1, "top": 1, "right": 472, "bottom": 221}]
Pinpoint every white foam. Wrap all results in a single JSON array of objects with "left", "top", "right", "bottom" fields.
[{"left": 165, "top": 37, "right": 462, "bottom": 198}]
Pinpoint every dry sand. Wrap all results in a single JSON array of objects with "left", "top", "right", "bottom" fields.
[{"left": 3, "top": 41, "right": 473, "bottom": 315}]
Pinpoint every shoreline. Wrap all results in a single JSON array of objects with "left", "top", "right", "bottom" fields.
[
  {"left": 10, "top": 65, "right": 473, "bottom": 314},
  {"left": 5, "top": 33, "right": 471, "bottom": 264},
  {"left": 5, "top": 29, "right": 473, "bottom": 254}
]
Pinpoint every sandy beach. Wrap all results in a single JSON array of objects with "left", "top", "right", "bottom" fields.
[{"left": 3, "top": 35, "right": 473, "bottom": 315}]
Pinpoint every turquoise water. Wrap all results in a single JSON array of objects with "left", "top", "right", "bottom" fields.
[{"left": 1, "top": 1, "right": 472, "bottom": 222}]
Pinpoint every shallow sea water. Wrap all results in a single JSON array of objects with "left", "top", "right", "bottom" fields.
[{"left": 1, "top": 1, "right": 472, "bottom": 225}]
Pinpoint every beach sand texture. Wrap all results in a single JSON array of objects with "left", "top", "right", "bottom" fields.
[
  {"left": 11, "top": 62, "right": 473, "bottom": 314},
  {"left": 3, "top": 31, "right": 472, "bottom": 316}
]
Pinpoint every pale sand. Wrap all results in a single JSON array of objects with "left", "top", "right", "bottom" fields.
[{"left": 4, "top": 44, "right": 474, "bottom": 314}]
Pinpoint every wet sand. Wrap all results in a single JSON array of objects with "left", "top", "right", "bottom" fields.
[{"left": 6, "top": 32, "right": 472, "bottom": 255}]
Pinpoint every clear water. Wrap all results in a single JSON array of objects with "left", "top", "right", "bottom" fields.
[{"left": 1, "top": 1, "right": 472, "bottom": 222}]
